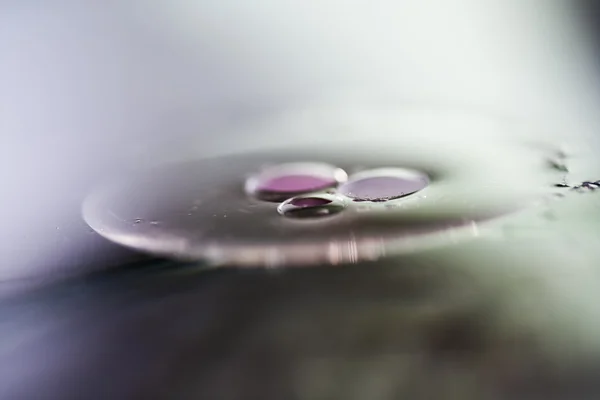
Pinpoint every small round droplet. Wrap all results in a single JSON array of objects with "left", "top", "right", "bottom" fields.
[
  {"left": 277, "top": 193, "right": 346, "bottom": 218},
  {"left": 339, "top": 168, "right": 429, "bottom": 202},
  {"left": 245, "top": 162, "right": 347, "bottom": 202}
]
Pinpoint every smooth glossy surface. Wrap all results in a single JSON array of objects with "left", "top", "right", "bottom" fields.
[
  {"left": 83, "top": 139, "right": 546, "bottom": 267},
  {"left": 339, "top": 168, "right": 429, "bottom": 202},
  {"left": 245, "top": 162, "right": 348, "bottom": 202},
  {"left": 277, "top": 194, "right": 346, "bottom": 218}
]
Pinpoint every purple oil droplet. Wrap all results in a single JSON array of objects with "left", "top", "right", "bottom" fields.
[
  {"left": 339, "top": 168, "right": 429, "bottom": 202},
  {"left": 260, "top": 175, "right": 334, "bottom": 193},
  {"left": 289, "top": 197, "right": 332, "bottom": 207},
  {"left": 246, "top": 162, "right": 348, "bottom": 202},
  {"left": 278, "top": 193, "right": 345, "bottom": 218}
]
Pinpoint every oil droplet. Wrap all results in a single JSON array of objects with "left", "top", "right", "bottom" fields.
[
  {"left": 277, "top": 193, "right": 346, "bottom": 218},
  {"left": 245, "top": 162, "right": 347, "bottom": 202},
  {"left": 338, "top": 167, "right": 429, "bottom": 202},
  {"left": 133, "top": 218, "right": 143, "bottom": 224},
  {"left": 572, "top": 181, "right": 600, "bottom": 191}
]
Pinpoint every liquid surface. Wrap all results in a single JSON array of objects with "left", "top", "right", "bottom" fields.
[
  {"left": 277, "top": 194, "right": 346, "bottom": 218},
  {"left": 245, "top": 162, "right": 347, "bottom": 202},
  {"left": 83, "top": 131, "right": 553, "bottom": 267},
  {"left": 339, "top": 168, "right": 429, "bottom": 202}
]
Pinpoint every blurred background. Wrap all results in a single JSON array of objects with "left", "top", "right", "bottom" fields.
[{"left": 2, "top": 1, "right": 600, "bottom": 398}]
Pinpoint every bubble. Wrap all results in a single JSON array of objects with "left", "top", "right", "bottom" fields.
[
  {"left": 245, "top": 162, "right": 347, "bottom": 202},
  {"left": 277, "top": 193, "right": 346, "bottom": 218},
  {"left": 338, "top": 168, "right": 429, "bottom": 202}
]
